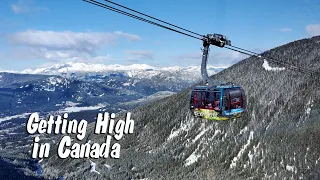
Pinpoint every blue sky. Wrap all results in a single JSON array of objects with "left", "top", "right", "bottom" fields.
[{"left": 0, "top": 0, "right": 319, "bottom": 71}]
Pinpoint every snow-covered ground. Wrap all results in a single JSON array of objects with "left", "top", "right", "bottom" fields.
[{"left": 120, "top": 91, "right": 176, "bottom": 106}]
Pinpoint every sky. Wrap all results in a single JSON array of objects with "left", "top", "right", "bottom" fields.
[{"left": 0, "top": 0, "right": 319, "bottom": 71}]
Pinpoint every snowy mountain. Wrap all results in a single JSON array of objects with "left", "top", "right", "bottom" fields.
[
  {"left": 0, "top": 72, "right": 141, "bottom": 117},
  {"left": 0, "top": 63, "right": 224, "bottom": 117},
  {"left": 37, "top": 36, "right": 320, "bottom": 179},
  {"left": 0, "top": 63, "right": 224, "bottom": 115}
]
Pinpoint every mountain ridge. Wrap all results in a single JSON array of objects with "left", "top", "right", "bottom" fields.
[
  {"left": 6, "top": 36, "right": 320, "bottom": 179},
  {"left": 40, "top": 35, "right": 320, "bottom": 180},
  {"left": 1, "top": 63, "right": 226, "bottom": 81}
]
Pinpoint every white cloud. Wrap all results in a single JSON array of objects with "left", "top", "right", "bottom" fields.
[
  {"left": 173, "top": 52, "right": 202, "bottom": 60},
  {"left": 171, "top": 49, "right": 248, "bottom": 67},
  {"left": 305, "top": 24, "right": 320, "bottom": 36},
  {"left": 126, "top": 50, "right": 154, "bottom": 62},
  {"left": 4, "top": 30, "right": 140, "bottom": 63},
  {"left": 280, "top": 28, "right": 292, "bottom": 32},
  {"left": 2, "top": 47, "right": 113, "bottom": 64},
  {"left": 11, "top": 0, "right": 49, "bottom": 14},
  {"left": 114, "top": 31, "right": 140, "bottom": 41},
  {"left": 6, "top": 30, "right": 118, "bottom": 53}
]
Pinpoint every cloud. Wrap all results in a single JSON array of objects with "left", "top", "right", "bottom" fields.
[
  {"left": 114, "top": 31, "right": 140, "bottom": 41},
  {"left": 126, "top": 50, "right": 154, "bottom": 62},
  {"left": 171, "top": 49, "right": 249, "bottom": 67},
  {"left": 280, "top": 28, "right": 292, "bottom": 32},
  {"left": 6, "top": 30, "right": 118, "bottom": 53},
  {"left": 173, "top": 52, "right": 202, "bottom": 60},
  {"left": 11, "top": 0, "right": 49, "bottom": 14},
  {"left": 2, "top": 47, "right": 112, "bottom": 63},
  {"left": 305, "top": 24, "right": 320, "bottom": 36},
  {"left": 4, "top": 30, "right": 140, "bottom": 63}
]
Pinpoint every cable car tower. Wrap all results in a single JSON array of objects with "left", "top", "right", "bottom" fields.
[{"left": 200, "top": 34, "right": 231, "bottom": 86}]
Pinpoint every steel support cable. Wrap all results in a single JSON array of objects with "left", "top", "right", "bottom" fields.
[
  {"left": 225, "top": 46, "right": 311, "bottom": 74},
  {"left": 225, "top": 46, "right": 316, "bottom": 76},
  {"left": 229, "top": 45, "right": 261, "bottom": 56},
  {"left": 83, "top": 0, "right": 202, "bottom": 40},
  {"left": 104, "top": 0, "right": 203, "bottom": 37},
  {"left": 228, "top": 45, "right": 318, "bottom": 75},
  {"left": 84, "top": 0, "right": 319, "bottom": 77}
]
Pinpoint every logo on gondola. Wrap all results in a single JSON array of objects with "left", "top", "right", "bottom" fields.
[{"left": 194, "top": 109, "right": 218, "bottom": 118}]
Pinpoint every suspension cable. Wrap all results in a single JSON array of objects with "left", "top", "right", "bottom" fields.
[
  {"left": 83, "top": 0, "right": 319, "bottom": 77},
  {"left": 83, "top": 0, "right": 202, "bottom": 40},
  {"left": 104, "top": 0, "right": 203, "bottom": 37},
  {"left": 225, "top": 46, "right": 318, "bottom": 76}
]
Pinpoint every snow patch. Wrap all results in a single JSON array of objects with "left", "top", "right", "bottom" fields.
[
  {"left": 65, "top": 101, "right": 80, "bottom": 107},
  {"left": 43, "top": 86, "right": 55, "bottom": 92},
  {"left": 0, "top": 113, "right": 31, "bottom": 123},
  {"left": 192, "top": 123, "right": 209, "bottom": 143},
  {"left": 185, "top": 152, "right": 201, "bottom": 166},
  {"left": 104, "top": 164, "right": 112, "bottom": 170},
  {"left": 59, "top": 104, "right": 104, "bottom": 113},
  {"left": 122, "top": 91, "right": 175, "bottom": 106},
  {"left": 262, "top": 60, "right": 285, "bottom": 71},
  {"left": 286, "top": 165, "right": 296, "bottom": 173},
  {"left": 305, "top": 99, "right": 313, "bottom": 116},
  {"left": 247, "top": 142, "right": 260, "bottom": 168},
  {"left": 167, "top": 117, "right": 195, "bottom": 141},
  {"left": 123, "top": 82, "right": 130, "bottom": 86},
  {"left": 47, "top": 76, "right": 63, "bottom": 86},
  {"left": 230, "top": 131, "right": 254, "bottom": 168},
  {"left": 90, "top": 160, "right": 100, "bottom": 174},
  {"left": 239, "top": 126, "right": 248, "bottom": 134}
]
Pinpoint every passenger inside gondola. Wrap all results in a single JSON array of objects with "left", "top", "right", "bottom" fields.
[
  {"left": 213, "top": 92, "right": 220, "bottom": 111},
  {"left": 214, "top": 100, "right": 220, "bottom": 111},
  {"left": 201, "top": 101, "right": 205, "bottom": 108},
  {"left": 204, "top": 99, "right": 209, "bottom": 108},
  {"left": 193, "top": 92, "right": 201, "bottom": 108},
  {"left": 195, "top": 101, "right": 201, "bottom": 108},
  {"left": 231, "top": 97, "right": 241, "bottom": 109}
]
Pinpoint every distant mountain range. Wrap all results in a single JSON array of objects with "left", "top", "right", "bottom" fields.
[
  {"left": 0, "top": 63, "right": 225, "bottom": 118},
  {"left": 1, "top": 63, "right": 225, "bottom": 81}
]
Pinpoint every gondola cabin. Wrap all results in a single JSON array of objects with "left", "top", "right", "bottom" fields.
[{"left": 190, "top": 85, "right": 246, "bottom": 120}]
